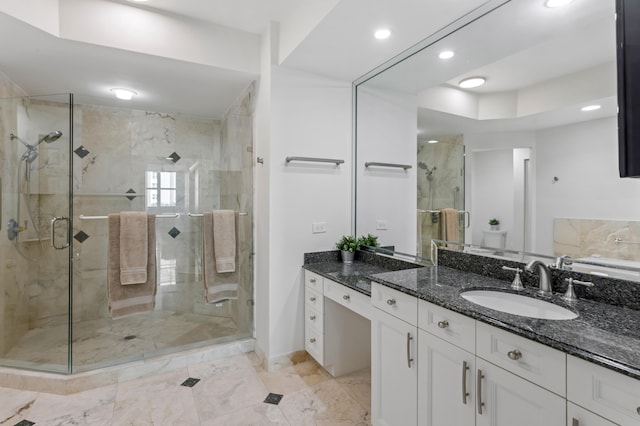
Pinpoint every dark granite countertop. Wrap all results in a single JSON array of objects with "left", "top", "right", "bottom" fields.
[{"left": 303, "top": 253, "right": 640, "bottom": 381}]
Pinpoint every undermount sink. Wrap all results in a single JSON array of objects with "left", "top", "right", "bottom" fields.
[{"left": 461, "top": 289, "right": 578, "bottom": 320}]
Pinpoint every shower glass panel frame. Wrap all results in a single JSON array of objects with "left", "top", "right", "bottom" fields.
[
  {"left": 0, "top": 93, "right": 73, "bottom": 374},
  {"left": 1, "top": 90, "right": 255, "bottom": 374}
]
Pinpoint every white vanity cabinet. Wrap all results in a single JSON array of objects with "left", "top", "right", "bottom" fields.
[
  {"left": 303, "top": 270, "right": 370, "bottom": 377},
  {"left": 371, "top": 283, "right": 418, "bottom": 426},
  {"left": 568, "top": 355, "right": 640, "bottom": 425},
  {"left": 418, "top": 300, "right": 476, "bottom": 426},
  {"left": 567, "top": 402, "right": 618, "bottom": 426}
]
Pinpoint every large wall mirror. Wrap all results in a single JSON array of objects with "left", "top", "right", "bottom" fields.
[{"left": 355, "top": 0, "right": 640, "bottom": 278}]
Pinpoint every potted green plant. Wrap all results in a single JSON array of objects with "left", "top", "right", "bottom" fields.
[
  {"left": 336, "top": 235, "right": 358, "bottom": 263},
  {"left": 489, "top": 218, "right": 500, "bottom": 230},
  {"left": 358, "top": 233, "right": 380, "bottom": 248}
]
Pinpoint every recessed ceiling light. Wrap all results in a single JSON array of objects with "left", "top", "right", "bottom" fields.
[
  {"left": 581, "top": 105, "right": 601, "bottom": 112},
  {"left": 458, "top": 77, "right": 486, "bottom": 89},
  {"left": 428, "top": 140, "right": 439, "bottom": 144},
  {"left": 439, "top": 51, "right": 455, "bottom": 60},
  {"left": 374, "top": 29, "right": 391, "bottom": 40},
  {"left": 545, "top": 0, "right": 573, "bottom": 8},
  {"left": 111, "top": 88, "right": 137, "bottom": 100}
]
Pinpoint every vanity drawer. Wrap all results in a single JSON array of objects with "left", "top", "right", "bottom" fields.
[
  {"left": 305, "top": 324, "right": 324, "bottom": 365},
  {"left": 324, "top": 279, "right": 371, "bottom": 320},
  {"left": 305, "top": 271, "right": 323, "bottom": 292},
  {"left": 305, "top": 286, "right": 323, "bottom": 314},
  {"left": 567, "top": 402, "right": 617, "bottom": 426},
  {"left": 418, "top": 300, "right": 475, "bottom": 353},
  {"left": 568, "top": 355, "right": 640, "bottom": 425},
  {"left": 476, "top": 322, "right": 566, "bottom": 396},
  {"left": 371, "top": 282, "right": 417, "bottom": 325},
  {"left": 305, "top": 303, "right": 323, "bottom": 334}
]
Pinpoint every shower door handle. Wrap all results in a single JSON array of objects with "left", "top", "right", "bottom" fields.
[{"left": 50, "top": 217, "right": 70, "bottom": 249}]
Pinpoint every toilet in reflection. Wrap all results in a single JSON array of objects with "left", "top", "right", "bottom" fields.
[{"left": 482, "top": 229, "right": 507, "bottom": 254}]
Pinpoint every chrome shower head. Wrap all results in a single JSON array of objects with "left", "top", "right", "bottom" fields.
[{"left": 36, "top": 130, "right": 62, "bottom": 145}]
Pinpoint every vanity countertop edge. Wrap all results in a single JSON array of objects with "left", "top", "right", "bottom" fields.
[{"left": 302, "top": 257, "right": 640, "bottom": 381}]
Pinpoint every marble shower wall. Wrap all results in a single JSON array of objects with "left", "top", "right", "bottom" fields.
[
  {"left": 417, "top": 135, "right": 465, "bottom": 255},
  {"left": 554, "top": 218, "right": 640, "bottom": 261}
]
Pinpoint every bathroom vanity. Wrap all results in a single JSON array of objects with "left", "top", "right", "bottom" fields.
[{"left": 302, "top": 251, "right": 640, "bottom": 426}]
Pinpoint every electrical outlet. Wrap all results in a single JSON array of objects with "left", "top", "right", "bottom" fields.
[
  {"left": 376, "top": 220, "right": 388, "bottom": 230},
  {"left": 312, "top": 222, "right": 327, "bottom": 234}
]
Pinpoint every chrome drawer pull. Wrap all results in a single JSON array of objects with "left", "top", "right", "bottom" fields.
[
  {"left": 461, "top": 361, "right": 469, "bottom": 404},
  {"left": 309, "top": 315, "right": 316, "bottom": 320},
  {"left": 477, "top": 369, "right": 485, "bottom": 415},
  {"left": 309, "top": 338, "right": 316, "bottom": 343},
  {"left": 507, "top": 349, "right": 522, "bottom": 360},
  {"left": 387, "top": 298, "right": 396, "bottom": 306},
  {"left": 572, "top": 419, "right": 579, "bottom": 426},
  {"left": 343, "top": 294, "right": 350, "bottom": 301},
  {"left": 437, "top": 320, "right": 449, "bottom": 329},
  {"left": 406, "top": 332, "right": 414, "bottom": 368},
  {"left": 309, "top": 296, "right": 316, "bottom": 302}
]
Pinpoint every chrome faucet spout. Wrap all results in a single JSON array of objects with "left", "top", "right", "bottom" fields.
[{"left": 525, "top": 260, "right": 553, "bottom": 296}]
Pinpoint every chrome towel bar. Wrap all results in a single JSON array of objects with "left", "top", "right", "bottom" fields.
[
  {"left": 365, "top": 162, "right": 412, "bottom": 170},
  {"left": 285, "top": 156, "right": 344, "bottom": 165}
]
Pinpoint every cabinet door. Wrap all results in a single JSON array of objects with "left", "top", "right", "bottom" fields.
[
  {"left": 372, "top": 307, "right": 417, "bottom": 426},
  {"left": 567, "top": 402, "right": 618, "bottom": 426},
  {"left": 475, "top": 358, "right": 565, "bottom": 426},
  {"left": 418, "top": 330, "right": 475, "bottom": 426}
]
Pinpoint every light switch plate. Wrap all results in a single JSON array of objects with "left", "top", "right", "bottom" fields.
[
  {"left": 312, "top": 222, "right": 327, "bottom": 234},
  {"left": 376, "top": 220, "right": 388, "bottom": 230}
]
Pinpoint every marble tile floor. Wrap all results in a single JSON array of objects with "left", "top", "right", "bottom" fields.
[
  {"left": 4, "top": 311, "right": 241, "bottom": 372},
  {"left": 0, "top": 352, "right": 371, "bottom": 425}
]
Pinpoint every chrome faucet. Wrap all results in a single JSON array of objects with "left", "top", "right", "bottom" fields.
[{"left": 525, "top": 260, "right": 553, "bottom": 296}]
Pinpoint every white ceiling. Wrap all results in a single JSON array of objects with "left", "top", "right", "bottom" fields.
[{"left": 0, "top": 0, "right": 496, "bottom": 118}]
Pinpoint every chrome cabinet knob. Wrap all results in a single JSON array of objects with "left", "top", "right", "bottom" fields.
[
  {"left": 309, "top": 296, "right": 316, "bottom": 302},
  {"left": 309, "top": 338, "right": 316, "bottom": 343},
  {"left": 343, "top": 294, "right": 350, "bottom": 301},
  {"left": 507, "top": 349, "right": 522, "bottom": 360},
  {"left": 309, "top": 315, "right": 316, "bottom": 320},
  {"left": 310, "top": 278, "right": 316, "bottom": 283},
  {"left": 387, "top": 299, "right": 396, "bottom": 306},
  {"left": 437, "top": 320, "right": 449, "bottom": 329}
]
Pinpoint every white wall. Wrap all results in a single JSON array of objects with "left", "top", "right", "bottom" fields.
[
  {"left": 535, "top": 117, "right": 640, "bottom": 254},
  {"left": 258, "top": 66, "right": 352, "bottom": 367},
  {"left": 356, "top": 86, "right": 417, "bottom": 253}
]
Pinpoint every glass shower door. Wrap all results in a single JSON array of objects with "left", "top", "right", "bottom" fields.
[{"left": 0, "top": 93, "right": 72, "bottom": 373}]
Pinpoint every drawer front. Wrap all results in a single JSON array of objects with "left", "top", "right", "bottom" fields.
[
  {"left": 567, "top": 402, "right": 618, "bottom": 426},
  {"left": 305, "top": 270, "right": 323, "bottom": 292},
  {"left": 418, "top": 299, "right": 475, "bottom": 353},
  {"left": 305, "top": 303, "right": 323, "bottom": 334},
  {"left": 371, "top": 282, "right": 417, "bottom": 325},
  {"left": 476, "top": 322, "right": 566, "bottom": 396},
  {"left": 568, "top": 355, "right": 640, "bottom": 425},
  {"left": 324, "top": 279, "right": 371, "bottom": 320},
  {"left": 305, "top": 286, "right": 323, "bottom": 314},
  {"left": 305, "top": 325, "right": 324, "bottom": 365}
]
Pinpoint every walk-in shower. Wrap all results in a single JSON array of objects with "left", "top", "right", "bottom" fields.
[{"left": 0, "top": 90, "right": 255, "bottom": 374}]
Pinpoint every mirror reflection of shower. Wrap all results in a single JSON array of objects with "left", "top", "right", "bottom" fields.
[
  {"left": 7, "top": 130, "right": 63, "bottom": 261},
  {"left": 418, "top": 161, "right": 436, "bottom": 211}
]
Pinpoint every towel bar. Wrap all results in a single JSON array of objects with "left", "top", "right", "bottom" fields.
[
  {"left": 79, "top": 213, "right": 180, "bottom": 219},
  {"left": 285, "top": 156, "right": 344, "bottom": 165},
  {"left": 188, "top": 212, "right": 248, "bottom": 217},
  {"left": 365, "top": 162, "right": 412, "bottom": 170}
]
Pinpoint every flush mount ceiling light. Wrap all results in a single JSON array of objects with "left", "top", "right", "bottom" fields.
[
  {"left": 581, "top": 105, "right": 601, "bottom": 112},
  {"left": 458, "top": 77, "right": 486, "bottom": 89},
  {"left": 428, "top": 139, "right": 439, "bottom": 144},
  {"left": 374, "top": 29, "right": 391, "bottom": 40},
  {"left": 111, "top": 88, "right": 137, "bottom": 100},
  {"left": 545, "top": 0, "right": 574, "bottom": 8},
  {"left": 439, "top": 51, "right": 455, "bottom": 60}
]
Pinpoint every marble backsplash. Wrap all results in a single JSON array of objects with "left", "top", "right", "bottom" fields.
[{"left": 554, "top": 218, "right": 640, "bottom": 262}]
